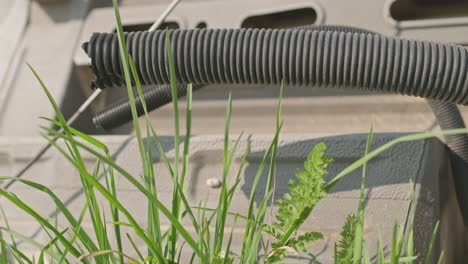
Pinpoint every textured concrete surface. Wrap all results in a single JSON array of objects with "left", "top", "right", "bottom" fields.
[
  {"left": 0, "top": 0, "right": 29, "bottom": 119},
  {"left": 0, "top": 134, "right": 464, "bottom": 262},
  {"left": 140, "top": 94, "right": 438, "bottom": 135},
  {"left": 0, "top": 0, "right": 92, "bottom": 136},
  {"left": 0, "top": 0, "right": 13, "bottom": 25}
]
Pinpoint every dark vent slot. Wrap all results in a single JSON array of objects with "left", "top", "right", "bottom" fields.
[
  {"left": 390, "top": 0, "right": 468, "bottom": 21},
  {"left": 113, "top": 22, "right": 179, "bottom": 32},
  {"left": 241, "top": 8, "right": 316, "bottom": 29}
]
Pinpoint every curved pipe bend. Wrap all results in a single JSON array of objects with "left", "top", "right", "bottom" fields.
[{"left": 85, "top": 28, "right": 468, "bottom": 105}]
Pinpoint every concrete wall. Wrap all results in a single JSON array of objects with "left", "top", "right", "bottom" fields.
[{"left": 1, "top": 134, "right": 464, "bottom": 262}]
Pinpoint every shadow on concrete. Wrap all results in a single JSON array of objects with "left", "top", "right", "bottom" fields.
[
  {"left": 240, "top": 133, "right": 426, "bottom": 203},
  {"left": 35, "top": 0, "right": 90, "bottom": 24},
  {"left": 35, "top": 0, "right": 122, "bottom": 24},
  {"left": 18, "top": 132, "right": 445, "bottom": 261}
]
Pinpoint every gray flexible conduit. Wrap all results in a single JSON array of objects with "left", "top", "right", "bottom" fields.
[
  {"left": 428, "top": 100, "right": 468, "bottom": 223},
  {"left": 85, "top": 28, "right": 468, "bottom": 104},
  {"left": 92, "top": 83, "right": 201, "bottom": 129},
  {"left": 84, "top": 26, "right": 468, "bottom": 226},
  {"left": 90, "top": 25, "right": 373, "bottom": 130}
]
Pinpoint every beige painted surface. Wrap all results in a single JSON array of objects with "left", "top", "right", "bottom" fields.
[{"left": 138, "top": 95, "right": 451, "bottom": 135}]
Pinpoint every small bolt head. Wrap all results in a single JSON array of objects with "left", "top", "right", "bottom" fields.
[{"left": 206, "top": 178, "right": 222, "bottom": 188}]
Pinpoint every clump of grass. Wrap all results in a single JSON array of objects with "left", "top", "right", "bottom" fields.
[{"left": 0, "top": 1, "right": 465, "bottom": 263}]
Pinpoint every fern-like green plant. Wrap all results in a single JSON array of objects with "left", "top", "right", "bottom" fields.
[
  {"left": 334, "top": 214, "right": 358, "bottom": 263},
  {"left": 265, "top": 142, "right": 332, "bottom": 263}
]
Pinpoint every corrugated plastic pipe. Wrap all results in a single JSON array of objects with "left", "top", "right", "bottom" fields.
[
  {"left": 89, "top": 25, "right": 372, "bottom": 130},
  {"left": 428, "top": 100, "right": 468, "bottom": 224},
  {"left": 92, "top": 83, "right": 202, "bottom": 129},
  {"left": 84, "top": 28, "right": 468, "bottom": 104}
]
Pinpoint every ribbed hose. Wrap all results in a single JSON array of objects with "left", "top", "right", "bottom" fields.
[
  {"left": 84, "top": 28, "right": 468, "bottom": 104},
  {"left": 90, "top": 25, "right": 374, "bottom": 130},
  {"left": 295, "top": 24, "right": 373, "bottom": 34},
  {"left": 92, "top": 84, "right": 201, "bottom": 129},
  {"left": 428, "top": 100, "right": 468, "bottom": 215}
]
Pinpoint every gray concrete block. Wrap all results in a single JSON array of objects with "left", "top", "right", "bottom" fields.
[{"left": 0, "top": 133, "right": 463, "bottom": 262}]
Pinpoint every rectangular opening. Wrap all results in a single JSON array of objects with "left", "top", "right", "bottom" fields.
[
  {"left": 390, "top": 0, "right": 468, "bottom": 21},
  {"left": 241, "top": 8, "right": 317, "bottom": 29},
  {"left": 112, "top": 21, "right": 179, "bottom": 32}
]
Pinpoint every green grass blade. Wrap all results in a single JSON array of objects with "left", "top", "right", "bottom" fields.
[
  {"left": 166, "top": 32, "right": 180, "bottom": 179},
  {"left": 377, "top": 237, "right": 385, "bottom": 264},
  {"left": 41, "top": 130, "right": 204, "bottom": 260},
  {"left": 240, "top": 131, "right": 280, "bottom": 263},
  {"left": 363, "top": 246, "right": 371, "bottom": 264},
  {"left": 200, "top": 201, "right": 213, "bottom": 261},
  {"left": 398, "top": 256, "right": 418, "bottom": 263},
  {"left": 0, "top": 227, "right": 44, "bottom": 251},
  {"left": 28, "top": 65, "right": 69, "bottom": 135},
  {"left": 87, "top": 162, "right": 112, "bottom": 264},
  {"left": 40, "top": 117, "right": 109, "bottom": 153},
  {"left": 326, "top": 129, "right": 468, "bottom": 191},
  {"left": 262, "top": 84, "right": 284, "bottom": 255},
  {"left": 0, "top": 177, "right": 98, "bottom": 253},
  {"left": 0, "top": 189, "right": 82, "bottom": 258},
  {"left": 135, "top": 125, "right": 204, "bottom": 261},
  {"left": 4, "top": 244, "right": 32, "bottom": 264},
  {"left": 127, "top": 233, "right": 145, "bottom": 262},
  {"left": 217, "top": 130, "right": 244, "bottom": 236},
  {"left": 214, "top": 94, "right": 235, "bottom": 259},
  {"left": 38, "top": 229, "right": 68, "bottom": 264},
  {"left": 177, "top": 242, "right": 187, "bottom": 264},
  {"left": 58, "top": 199, "right": 90, "bottom": 264},
  {"left": 258, "top": 84, "right": 283, "bottom": 226},
  {"left": 424, "top": 221, "right": 440, "bottom": 264},
  {"left": 111, "top": 1, "right": 161, "bottom": 258},
  {"left": 29, "top": 60, "right": 114, "bottom": 264},
  {"left": 0, "top": 232, "right": 8, "bottom": 264},
  {"left": 111, "top": 1, "right": 162, "bottom": 259},
  {"left": 41, "top": 131, "right": 167, "bottom": 261},
  {"left": 437, "top": 251, "right": 444, "bottom": 264},
  {"left": 334, "top": 244, "right": 338, "bottom": 264},
  {"left": 228, "top": 140, "right": 250, "bottom": 205},
  {"left": 29, "top": 64, "right": 88, "bottom": 179},
  {"left": 242, "top": 85, "right": 283, "bottom": 263},
  {"left": 405, "top": 181, "right": 416, "bottom": 264},
  {"left": 129, "top": 50, "right": 168, "bottom": 261},
  {"left": 390, "top": 223, "right": 399, "bottom": 264},
  {"left": 390, "top": 223, "right": 405, "bottom": 264},
  {"left": 124, "top": 28, "right": 169, "bottom": 261},
  {"left": 222, "top": 215, "right": 238, "bottom": 264},
  {"left": 165, "top": 30, "right": 182, "bottom": 262},
  {"left": 110, "top": 0, "right": 144, "bottom": 152},
  {"left": 30, "top": 63, "right": 91, "bottom": 201},
  {"left": 0, "top": 203, "right": 17, "bottom": 248},
  {"left": 105, "top": 163, "right": 123, "bottom": 264},
  {"left": 144, "top": 126, "right": 162, "bottom": 259},
  {"left": 181, "top": 84, "right": 193, "bottom": 189},
  {"left": 352, "top": 124, "right": 374, "bottom": 264}
]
